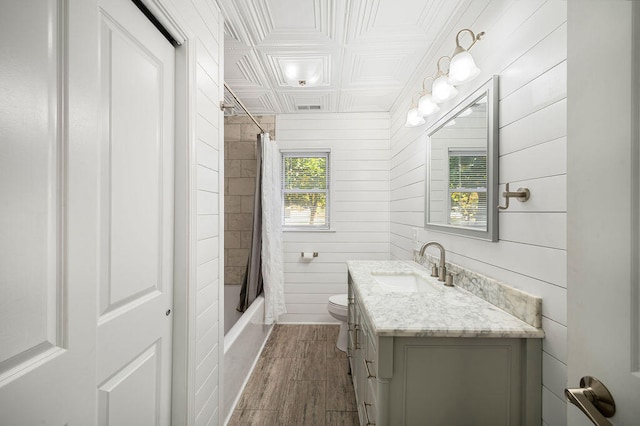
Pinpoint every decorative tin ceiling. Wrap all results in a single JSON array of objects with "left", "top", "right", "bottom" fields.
[{"left": 218, "top": 0, "right": 467, "bottom": 114}]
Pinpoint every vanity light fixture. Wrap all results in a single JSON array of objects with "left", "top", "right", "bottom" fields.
[
  {"left": 404, "top": 28, "right": 484, "bottom": 125},
  {"left": 431, "top": 56, "right": 458, "bottom": 103},
  {"left": 449, "top": 29, "right": 485, "bottom": 85},
  {"left": 418, "top": 76, "right": 440, "bottom": 117},
  {"left": 405, "top": 92, "right": 426, "bottom": 127}
]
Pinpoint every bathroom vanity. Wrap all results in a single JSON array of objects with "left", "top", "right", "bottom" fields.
[{"left": 347, "top": 260, "right": 544, "bottom": 426}]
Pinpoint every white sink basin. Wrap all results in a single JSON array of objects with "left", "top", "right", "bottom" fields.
[{"left": 370, "top": 272, "right": 439, "bottom": 293}]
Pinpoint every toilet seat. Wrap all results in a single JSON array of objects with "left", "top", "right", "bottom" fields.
[
  {"left": 327, "top": 294, "right": 349, "bottom": 352},
  {"left": 327, "top": 294, "right": 348, "bottom": 317}
]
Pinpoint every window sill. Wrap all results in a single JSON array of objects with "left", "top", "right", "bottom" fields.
[{"left": 283, "top": 227, "right": 336, "bottom": 233}]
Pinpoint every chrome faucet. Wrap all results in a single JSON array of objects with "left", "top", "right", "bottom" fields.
[{"left": 419, "top": 241, "right": 447, "bottom": 284}]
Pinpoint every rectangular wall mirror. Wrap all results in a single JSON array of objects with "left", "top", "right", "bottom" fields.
[{"left": 425, "top": 76, "right": 499, "bottom": 241}]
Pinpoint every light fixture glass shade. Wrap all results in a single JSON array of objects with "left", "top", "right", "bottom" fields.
[
  {"left": 405, "top": 107, "right": 425, "bottom": 127},
  {"left": 418, "top": 93, "right": 440, "bottom": 116},
  {"left": 432, "top": 75, "right": 458, "bottom": 103},
  {"left": 284, "top": 62, "right": 322, "bottom": 87},
  {"left": 448, "top": 51, "right": 480, "bottom": 85}
]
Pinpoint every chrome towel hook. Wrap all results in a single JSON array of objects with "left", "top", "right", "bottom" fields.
[{"left": 497, "top": 183, "right": 530, "bottom": 210}]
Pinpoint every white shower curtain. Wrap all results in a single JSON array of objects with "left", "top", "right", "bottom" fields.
[{"left": 261, "top": 133, "right": 286, "bottom": 324}]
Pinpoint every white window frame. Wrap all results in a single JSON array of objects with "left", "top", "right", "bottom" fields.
[
  {"left": 281, "top": 149, "right": 332, "bottom": 232},
  {"left": 446, "top": 148, "right": 488, "bottom": 228}
]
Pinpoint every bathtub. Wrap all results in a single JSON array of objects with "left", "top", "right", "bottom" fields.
[{"left": 223, "top": 288, "right": 272, "bottom": 423}]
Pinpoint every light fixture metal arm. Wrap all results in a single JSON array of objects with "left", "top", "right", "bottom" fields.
[
  {"left": 436, "top": 55, "right": 452, "bottom": 76},
  {"left": 455, "top": 28, "right": 486, "bottom": 52},
  {"left": 421, "top": 76, "right": 435, "bottom": 92}
]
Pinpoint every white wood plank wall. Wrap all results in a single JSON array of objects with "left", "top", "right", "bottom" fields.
[
  {"left": 389, "top": 2, "right": 567, "bottom": 425},
  {"left": 168, "top": 0, "right": 224, "bottom": 424},
  {"left": 276, "top": 113, "right": 391, "bottom": 323}
]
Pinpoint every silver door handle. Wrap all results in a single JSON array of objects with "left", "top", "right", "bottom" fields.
[{"left": 565, "top": 376, "right": 616, "bottom": 426}]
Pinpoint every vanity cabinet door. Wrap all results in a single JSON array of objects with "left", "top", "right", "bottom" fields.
[
  {"left": 387, "top": 337, "right": 539, "bottom": 426},
  {"left": 362, "top": 321, "right": 378, "bottom": 426},
  {"left": 348, "top": 295, "right": 367, "bottom": 424}
]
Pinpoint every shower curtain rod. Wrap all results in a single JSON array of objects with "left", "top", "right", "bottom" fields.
[{"left": 223, "top": 82, "right": 266, "bottom": 134}]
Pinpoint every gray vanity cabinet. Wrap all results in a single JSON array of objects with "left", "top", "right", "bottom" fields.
[{"left": 348, "top": 277, "right": 542, "bottom": 426}]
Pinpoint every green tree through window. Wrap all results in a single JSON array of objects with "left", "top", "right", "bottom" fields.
[
  {"left": 448, "top": 150, "right": 487, "bottom": 227},
  {"left": 282, "top": 152, "right": 329, "bottom": 228}
]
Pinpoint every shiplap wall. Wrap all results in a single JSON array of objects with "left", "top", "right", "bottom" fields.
[
  {"left": 165, "top": 0, "right": 224, "bottom": 424},
  {"left": 389, "top": 2, "right": 567, "bottom": 425},
  {"left": 276, "top": 113, "right": 390, "bottom": 323},
  {"left": 193, "top": 6, "right": 223, "bottom": 426}
]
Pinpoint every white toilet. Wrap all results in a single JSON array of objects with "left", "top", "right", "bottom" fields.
[{"left": 327, "top": 294, "right": 349, "bottom": 352}]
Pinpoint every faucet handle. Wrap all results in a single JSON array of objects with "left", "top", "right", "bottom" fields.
[
  {"left": 445, "top": 271, "right": 456, "bottom": 287},
  {"left": 430, "top": 263, "right": 439, "bottom": 277}
]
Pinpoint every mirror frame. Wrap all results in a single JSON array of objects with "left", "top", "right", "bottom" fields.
[{"left": 424, "top": 75, "right": 499, "bottom": 241}]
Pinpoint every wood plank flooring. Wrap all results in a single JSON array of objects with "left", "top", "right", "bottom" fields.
[{"left": 229, "top": 325, "right": 359, "bottom": 426}]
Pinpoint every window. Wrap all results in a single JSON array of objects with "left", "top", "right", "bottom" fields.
[
  {"left": 282, "top": 151, "right": 330, "bottom": 229},
  {"left": 448, "top": 149, "right": 487, "bottom": 228}
]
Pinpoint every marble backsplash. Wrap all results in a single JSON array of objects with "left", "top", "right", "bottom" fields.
[{"left": 416, "top": 251, "right": 542, "bottom": 328}]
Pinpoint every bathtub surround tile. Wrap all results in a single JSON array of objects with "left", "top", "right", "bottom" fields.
[
  {"left": 224, "top": 231, "right": 241, "bottom": 249},
  {"left": 240, "top": 231, "right": 253, "bottom": 248},
  {"left": 225, "top": 123, "right": 241, "bottom": 141},
  {"left": 227, "top": 212, "right": 253, "bottom": 230},
  {"left": 227, "top": 248, "right": 249, "bottom": 267},
  {"left": 228, "top": 141, "right": 256, "bottom": 160},
  {"left": 225, "top": 159, "right": 243, "bottom": 178},
  {"left": 241, "top": 195, "right": 255, "bottom": 213},
  {"left": 224, "top": 194, "right": 242, "bottom": 213},
  {"left": 233, "top": 325, "right": 357, "bottom": 425},
  {"left": 224, "top": 266, "right": 244, "bottom": 286},
  {"left": 228, "top": 177, "right": 255, "bottom": 195},
  {"left": 241, "top": 159, "right": 257, "bottom": 177},
  {"left": 241, "top": 124, "right": 261, "bottom": 142}
]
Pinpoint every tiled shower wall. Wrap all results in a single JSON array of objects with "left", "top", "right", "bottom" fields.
[{"left": 223, "top": 115, "right": 275, "bottom": 285}]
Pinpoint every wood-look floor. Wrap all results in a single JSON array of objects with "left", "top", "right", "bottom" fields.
[{"left": 229, "top": 325, "right": 358, "bottom": 426}]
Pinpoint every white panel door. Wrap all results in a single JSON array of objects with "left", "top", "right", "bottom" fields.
[
  {"left": 96, "top": 0, "right": 175, "bottom": 425},
  {"left": 567, "top": 2, "right": 640, "bottom": 424},
  {"left": 0, "top": 0, "right": 97, "bottom": 424}
]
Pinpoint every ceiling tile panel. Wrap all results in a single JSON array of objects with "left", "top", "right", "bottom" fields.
[
  {"left": 279, "top": 90, "right": 337, "bottom": 113},
  {"left": 235, "top": 0, "right": 342, "bottom": 46},
  {"left": 346, "top": 0, "right": 455, "bottom": 44},
  {"left": 342, "top": 47, "right": 421, "bottom": 88},
  {"left": 228, "top": 90, "right": 282, "bottom": 115},
  {"left": 219, "top": 0, "right": 468, "bottom": 114},
  {"left": 339, "top": 88, "right": 399, "bottom": 112},
  {"left": 224, "top": 50, "right": 271, "bottom": 90}
]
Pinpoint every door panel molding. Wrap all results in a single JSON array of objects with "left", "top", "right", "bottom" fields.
[
  {"left": 0, "top": 0, "right": 67, "bottom": 384},
  {"left": 98, "top": 341, "right": 162, "bottom": 426}
]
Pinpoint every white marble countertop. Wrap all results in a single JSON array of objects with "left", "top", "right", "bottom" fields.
[{"left": 347, "top": 260, "right": 544, "bottom": 338}]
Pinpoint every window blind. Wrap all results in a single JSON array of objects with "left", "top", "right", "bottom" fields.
[
  {"left": 281, "top": 152, "right": 330, "bottom": 229},
  {"left": 448, "top": 149, "right": 487, "bottom": 228}
]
